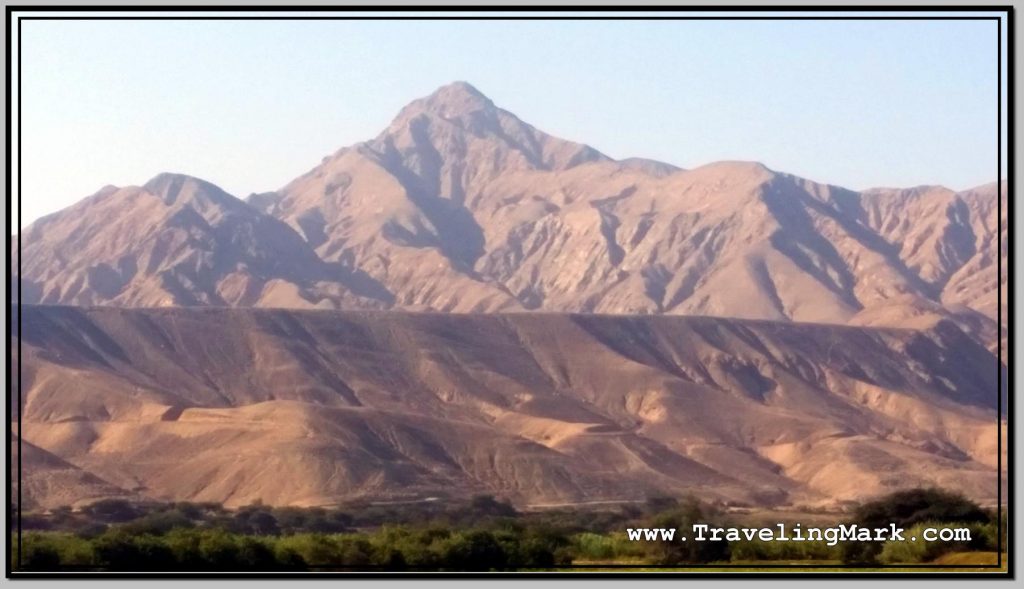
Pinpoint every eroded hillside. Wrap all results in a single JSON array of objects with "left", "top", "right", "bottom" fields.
[{"left": 15, "top": 306, "right": 1004, "bottom": 509}]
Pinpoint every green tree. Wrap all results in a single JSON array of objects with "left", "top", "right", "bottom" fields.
[
  {"left": 121, "top": 510, "right": 194, "bottom": 535},
  {"left": 841, "top": 488, "right": 989, "bottom": 564},
  {"left": 19, "top": 539, "right": 61, "bottom": 570},
  {"left": 878, "top": 521, "right": 991, "bottom": 564},
  {"left": 650, "top": 498, "right": 730, "bottom": 564},
  {"left": 237, "top": 537, "right": 277, "bottom": 570},
  {"left": 440, "top": 530, "right": 508, "bottom": 571},
  {"left": 92, "top": 530, "right": 175, "bottom": 570},
  {"left": 82, "top": 499, "right": 142, "bottom": 524},
  {"left": 198, "top": 530, "right": 242, "bottom": 569}
]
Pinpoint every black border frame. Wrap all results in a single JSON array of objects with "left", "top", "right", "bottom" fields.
[{"left": 3, "top": 4, "right": 1014, "bottom": 579}]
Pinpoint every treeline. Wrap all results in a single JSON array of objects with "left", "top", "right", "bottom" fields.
[
  {"left": 11, "top": 489, "right": 1006, "bottom": 571},
  {"left": 840, "top": 488, "right": 1003, "bottom": 564},
  {"left": 12, "top": 494, "right": 624, "bottom": 571},
  {"left": 19, "top": 494, "right": 598, "bottom": 537},
  {"left": 14, "top": 526, "right": 570, "bottom": 571}
]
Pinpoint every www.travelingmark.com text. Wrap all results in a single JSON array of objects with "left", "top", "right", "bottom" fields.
[{"left": 626, "top": 524, "right": 972, "bottom": 547}]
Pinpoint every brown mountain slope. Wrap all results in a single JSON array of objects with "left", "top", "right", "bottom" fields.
[
  {"left": 247, "top": 82, "right": 1004, "bottom": 329},
  {"left": 856, "top": 182, "right": 1007, "bottom": 320},
  {"left": 17, "top": 173, "right": 391, "bottom": 310},
  {"left": 856, "top": 181, "right": 1008, "bottom": 359},
  {"left": 12, "top": 434, "right": 133, "bottom": 509},
  {"left": 940, "top": 183, "right": 1008, "bottom": 323},
  {"left": 17, "top": 82, "right": 1005, "bottom": 344},
  {"left": 17, "top": 306, "right": 1004, "bottom": 508}
]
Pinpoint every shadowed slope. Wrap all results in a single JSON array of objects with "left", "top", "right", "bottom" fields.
[{"left": 17, "top": 306, "right": 1004, "bottom": 509}]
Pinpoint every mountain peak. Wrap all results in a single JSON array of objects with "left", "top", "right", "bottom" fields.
[
  {"left": 142, "top": 172, "right": 237, "bottom": 208},
  {"left": 386, "top": 81, "right": 496, "bottom": 129},
  {"left": 424, "top": 81, "right": 493, "bottom": 113},
  {"left": 144, "top": 171, "right": 203, "bottom": 193},
  {"left": 433, "top": 80, "right": 487, "bottom": 98}
]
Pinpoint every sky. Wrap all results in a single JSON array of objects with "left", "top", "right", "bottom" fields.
[{"left": 15, "top": 15, "right": 1008, "bottom": 228}]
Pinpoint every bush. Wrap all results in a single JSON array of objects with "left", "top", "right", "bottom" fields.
[
  {"left": 92, "top": 530, "right": 176, "bottom": 570},
  {"left": 276, "top": 533, "right": 340, "bottom": 566},
  {"left": 198, "top": 530, "right": 244, "bottom": 568},
  {"left": 237, "top": 537, "right": 277, "bottom": 569},
  {"left": 878, "top": 521, "right": 992, "bottom": 564},
  {"left": 332, "top": 535, "right": 374, "bottom": 567},
  {"left": 507, "top": 535, "right": 560, "bottom": 568},
  {"left": 439, "top": 530, "right": 508, "bottom": 570},
  {"left": 47, "top": 533, "right": 95, "bottom": 566},
  {"left": 841, "top": 488, "right": 988, "bottom": 564},
  {"left": 272, "top": 507, "right": 311, "bottom": 532},
  {"left": 132, "top": 534, "right": 178, "bottom": 569},
  {"left": 272, "top": 544, "right": 307, "bottom": 570},
  {"left": 573, "top": 532, "right": 616, "bottom": 560},
  {"left": 21, "top": 543, "right": 61, "bottom": 570},
  {"left": 988, "top": 509, "right": 1008, "bottom": 552},
  {"left": 649, "top": 498, "right": 730, "bottom": 564},
  {"left": 164, "top": 528, "right": 203, "bottom": 567},
  {"left": 81, "top": 499, "right": 143, "bottom": 523},
  {"left": 120, "top": 511, "right": 194, "bottom": 535},
  {"left": 73, "top": 523, "right": 108, "bottom": 539},
  {"left": 367, "top": 527, "right": 444, "bottom": 568}
]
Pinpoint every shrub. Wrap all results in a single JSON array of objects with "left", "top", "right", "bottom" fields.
[
  {"left": 730, "top": 537, "right": 839, "bottom": 562},
  {"left": 439, "top": 530, "right": 508, "bottom": 570},
  {"left": 649, "top": 499, "right": 730, "bottom": 564},
  {"left": 47, "top": 532, "right": 96, "bottom": 566},
  {"left": 573, "top": 532, "right": 616, "bottom": 560},
  {"left": 508, "top": 535, "right": 560, "bottom": 568},
  {"left": 273, "top": 544, "right": 307, "bottom": 570},
  {"left": 237, "top": 537, "right": 277, "bottom": 569},
  {"left": 73, "top": 523, "right": 108, "bottom": 539},
  {"left": 164, "top": 528, "right": 203, "bottom": 567},
  {"left": 197, "top": 530, "right": 243, "bottom": 568},
  {"left": 16, "top": 533, "right": 83, "bottom": 570},
  {"left": 92, "top": 530, "right": 176, "bottom": 570},
  {"left": 20, "top": 542, "right": 61, "bottom": 570},
  {"left": 878, "top": 521, "right": 992, "bottom": 564},
  {"left": 271, "top": 507, "right": 310, "bottom": 532},
  {"left": 82, "top": 499, "right": 142, "bottom": 523},
  {"left": 332, "top": 535, "right": 374, "bottom": 567},
  {"left": 276, "top": 533, "right": 340, "bottom": 566},
  {"left": 121, "top": 511, "right": 194, "bottom": 535},
  {"left": 841, "top": 488, "right": 988, "bottom": 564}
]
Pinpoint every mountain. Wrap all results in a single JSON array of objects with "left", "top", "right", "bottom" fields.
[
  {"left": 17, "top": 173, "right": 390, "bottom": 310},
  {"left": 938, "top": 183, "right": 1009, "bottom": 352},
  {"left": 12, "top": 82, "right": 1007, "bottom": 510},
  {"left": 16, "top": 306, "right": 1005, "bottom": 509},
  {"left": 855, "top": 181, "right": 1008, "bottom": 359},
  {"left": 17, "top": 82, "right": 1005, "bottom": 335},
  {"left": 246, "top": 82, "right": 1004, "bottom": 330},
  {"left": 248, "top": 80, "right": 615, "bottom": 312},
  {"left": 12, "top": 434, "right": 133, "bottom": 510}
]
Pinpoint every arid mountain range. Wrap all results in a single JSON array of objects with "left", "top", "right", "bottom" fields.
[
  {"left": 15, "top": 307, "right": 1005, "bottom": 509},
  {"left": 12, "top": 82, "right": 1007, "bottom": 509},
  {"left": 17, "top": 83, "right": 1006, "bottom": 331}
]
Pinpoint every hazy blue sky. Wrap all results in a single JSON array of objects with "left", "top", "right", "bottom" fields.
[{"left": 16, "top": 16, "right": 1007, "bottom": 227}]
